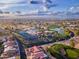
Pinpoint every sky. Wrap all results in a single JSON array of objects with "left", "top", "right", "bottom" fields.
[{"left": 0, "top": 0, "right": 79, "bottom": 19}]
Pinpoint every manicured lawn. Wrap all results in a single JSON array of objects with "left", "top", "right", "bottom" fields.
[
  {"left": 48, "top": 44, "right": 79, "bottom": 59},
  {"left": 66, "top": 49, "right": 79, "bottom": 59}
]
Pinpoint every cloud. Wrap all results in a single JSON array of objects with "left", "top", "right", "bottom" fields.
[
  {"left": 0, "top": 0, "right": 25, "bottom": 3},
  {"left": 64, "top": 6, "right": 79, "bottom": 16},
  {"left": 68, "top": 6, "right": 79, "bottom": 12},
  {"left": 0, "top": 0, "right": 26, "bottom": 9},
  {"left": 47, "top": 6, "right": 79, "bottom": 17},
  {"left": 26, "top": 10, "right": 39, "bottom": 14}
]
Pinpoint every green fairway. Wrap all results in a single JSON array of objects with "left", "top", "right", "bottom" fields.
[{"left": 48, "top": 44, "right": 79, "bottom": 59}]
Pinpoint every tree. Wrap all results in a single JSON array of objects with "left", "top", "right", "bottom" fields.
[
  {"left": 64, "top": 29, "right": 70, "bottom": 36},
  {"left": 64, "top": 29, "right": 71, "bottom": 39},
  {"left": 70, "top": 39, "right": 75, "bottom": 47},
  {"left": 74, "top": 29, "right": 79, "bottom": 36}
]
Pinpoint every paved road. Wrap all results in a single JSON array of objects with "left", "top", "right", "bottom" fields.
[{"left": 16, "top": 38, "right": 26, "bottom": 59}]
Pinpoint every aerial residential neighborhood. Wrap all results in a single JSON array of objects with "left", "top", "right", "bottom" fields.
[
  {"left": 0, "top": 19, "right": 79, "bottom": 59},
  {"left": 0, "top": 0, "right": 79, "bottom": 59}
]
